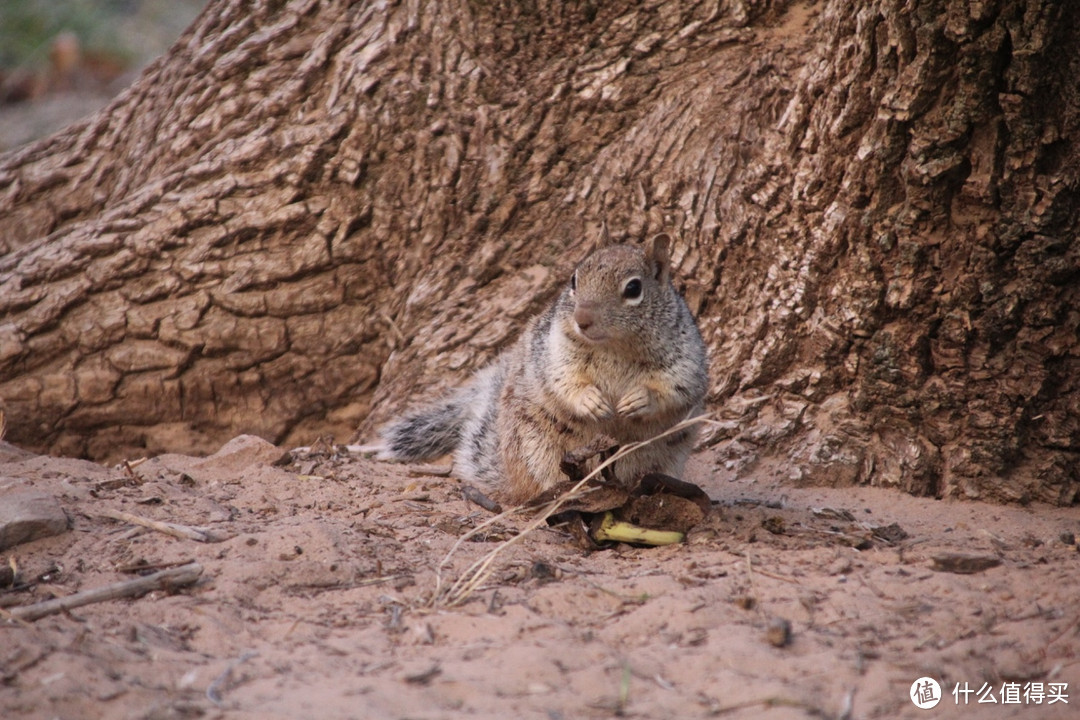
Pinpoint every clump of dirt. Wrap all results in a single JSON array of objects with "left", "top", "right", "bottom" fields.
[{"left": 1, "top": 435, "right": 1078, "bottom": 719}]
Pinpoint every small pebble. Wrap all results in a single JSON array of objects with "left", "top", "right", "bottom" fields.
[
  {"left": 733, "top": 595, "right": 756, "bottom": 610},
  {"left": 827, "top": 557, "right": 853, "bottom": 576},
  {"left": 765, "top": 617, "right": 792, "bottom": 648}
]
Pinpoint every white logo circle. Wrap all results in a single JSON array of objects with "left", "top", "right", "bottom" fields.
[{"left": 910, "top": 677, "right": 942, "bottom": 709}]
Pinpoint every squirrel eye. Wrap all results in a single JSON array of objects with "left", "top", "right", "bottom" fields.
[
  {"left": 622, "top": 278, "right": 643, "bottom": 301},
  {"left": 570, "top": 272, "right": 577, "bottom": 292}
]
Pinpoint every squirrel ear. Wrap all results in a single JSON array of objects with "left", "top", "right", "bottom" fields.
[
  {"left": 648, "top": 233, "right": 672, "bottom": 283},
  {"left": 598, "top": 220, "right": 614, "bottom": 247}
]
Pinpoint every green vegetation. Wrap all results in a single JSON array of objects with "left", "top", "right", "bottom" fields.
[{"left": 0, "top": 0, "right": 205, "bottom": 70}]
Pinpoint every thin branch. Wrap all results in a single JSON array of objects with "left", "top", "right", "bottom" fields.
[
  {"left": 7, "top": 562, "right": 203, "bottom": 622},
  {"left": 99, "top": 508, "right": 230, "bottom": 543}
]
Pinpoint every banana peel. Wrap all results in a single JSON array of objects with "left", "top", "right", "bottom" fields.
[
  {"left": 590, "top": 511, "right": 685, "bottom": 546},
  {"left": 530, "top": 472, "right": 710, "bottom": 548}
]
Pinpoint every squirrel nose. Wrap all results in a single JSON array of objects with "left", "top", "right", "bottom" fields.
[{"left": 574, "top": 305, "right": 595, "bottom": 332}]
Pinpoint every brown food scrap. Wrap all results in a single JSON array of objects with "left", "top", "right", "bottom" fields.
[
  {"left": 614, "top": 494, "right": 705, "bottom": 535},
  {"left": 528, "top": 480, "right": 630, "bottom": 514},
  {"left": 638, "top": 473, "right": 712, "bottom": 515},
  {"left": 558, "top": 511, "right": 604, "bottom": 550},
  {"left": 558, "top": 434, "right": 620, "bottom": 482}
]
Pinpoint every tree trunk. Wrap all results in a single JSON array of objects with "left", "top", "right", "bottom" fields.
[{"left": 1, "top": 0, "right": 1077, "bottom": 504}]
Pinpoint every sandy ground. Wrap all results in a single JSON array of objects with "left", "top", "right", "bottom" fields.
[{"left": 1, "top": 435, "right": 1078, "bottom": 720}]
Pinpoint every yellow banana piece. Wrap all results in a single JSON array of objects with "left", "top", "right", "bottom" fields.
[{"left": 591, "top": 511, "right": 685, "bottom": 546}]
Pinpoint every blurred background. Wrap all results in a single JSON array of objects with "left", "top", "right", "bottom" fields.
[{"left": 0, "top": 0, "right": 207, "bottom": 151}]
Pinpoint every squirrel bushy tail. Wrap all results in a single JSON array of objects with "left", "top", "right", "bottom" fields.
[
  {"left": 378, "top": 389, "right": 471, "bottom": 460},
  {"left": 378, "top": 363, "right": 505, "bottom": 463}
]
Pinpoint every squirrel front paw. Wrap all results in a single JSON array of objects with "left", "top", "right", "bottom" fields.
[
  {"left": 616, "top": 386, "right": 655, "bottom": 418},
  {"left": 573, "top": 384, "right": 614, "bottom": 421}
]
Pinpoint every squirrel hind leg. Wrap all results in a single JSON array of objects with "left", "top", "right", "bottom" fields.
[
  {"left": 453, "top": 366, "right": 506, "bottom": 488},
  {"left": 378, "top": 397, "right": 467, "bottom": 461}
]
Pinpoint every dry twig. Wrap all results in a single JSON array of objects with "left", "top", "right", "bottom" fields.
[
  {"left": 99, "top": 508, "right": 230, "bottom": 543},
  {"left": 207, "top": 650, "right": 258, "bottom": 705},
  {"left": 7, "top": 562, "right": 203, "bottom": 622}
]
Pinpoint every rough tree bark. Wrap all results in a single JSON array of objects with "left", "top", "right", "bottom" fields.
[{"left": 0, "top": 0, "right": 1077, "bottom": 504}]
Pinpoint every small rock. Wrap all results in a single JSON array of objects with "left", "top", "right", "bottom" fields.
[
  {"left": 827, "top": 557, "right": 853, "bottom": 576},
  {"left": 930, "top": 553, "right": 1002, "bottom": 574},
  {"left": 1060, "top": 532, "right": 1075, "bottom": 546},
  {"left": 733, "top": 595, "right": 756, "bottom": 610},
  {"left": 761, "top": 516, "right": 786, "bottom": 535},
  {"left": 765, "top": 617, "right": 792, "bottom": 648},
  {"left": 193, "top": 434, "right": 292, "bottom": 472},
  {"left": 0, "top": 486, "right": 70, "bottom": 550},
  {"left": 530, "top": 561, "right": 559, "bottom": 581},
  {"left": 402, "top": 663, "right": 441, "bottom": 685},
  {"left": 871, "top": 522, "right": 909, "bottom": 543}
]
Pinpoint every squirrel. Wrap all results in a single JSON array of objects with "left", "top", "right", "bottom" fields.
[{"left": 378, "top": 232, "right": 708, "bottom": 505}]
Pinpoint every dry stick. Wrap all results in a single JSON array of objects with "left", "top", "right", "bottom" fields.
[
  {"left": 709, "top": 696, "right": 810, "bottom": 716},
  {"left": 206, "top": 650, "right": 258, "bottom": 706},
  {"left": 99, "top": 508, "right": 230, "bottom": 543},
  {"left": 115, "top": 558, "right": 198, "bottom": 574},
  {"left": 434, "top": 413, "right": 717, "bottom": 608},
  {"left": 7, "top": 562, "right": 203, "bottom": 622},
  {"left": 752, "top": 565, "right": 802, "bottom": 585},
  {"left": 407, "top": 463, "right": 453, "bottom": 477},
  {"left": 292, "top": 443, "right": 380, "bottom": 455}
]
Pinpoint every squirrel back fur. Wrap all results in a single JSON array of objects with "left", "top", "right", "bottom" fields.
[{"left": 379, "top": 233, "right": 708, "bottom": 504}]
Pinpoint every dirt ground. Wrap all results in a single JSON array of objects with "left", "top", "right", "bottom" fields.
[{"left": 1, "top": 434, "right": 1078, "bottom": 720}]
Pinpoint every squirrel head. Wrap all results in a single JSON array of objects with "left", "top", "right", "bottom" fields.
[{"left": 565, "top": 233, "right": 675, "bottom": 346}]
